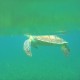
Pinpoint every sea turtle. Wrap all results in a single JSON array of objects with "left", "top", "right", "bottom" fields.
[{"left": 23, "top": 35, "right": 70, "bottom": 57}]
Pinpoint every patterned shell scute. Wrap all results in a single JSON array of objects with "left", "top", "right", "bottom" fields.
[{"left": 33, "top": 35, "right": 67, "bottom": 44}]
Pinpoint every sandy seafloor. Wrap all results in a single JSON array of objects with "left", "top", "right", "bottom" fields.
[{"left": 0, "top": 0, "right": 80, "bottom": 80}]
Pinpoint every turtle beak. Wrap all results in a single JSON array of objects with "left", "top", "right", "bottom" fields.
[{"left": 24, "top": 34, "right": 30, "bottom": 38}]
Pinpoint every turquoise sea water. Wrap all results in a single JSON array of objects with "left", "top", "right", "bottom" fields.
[
  {"left": 0, "top": 31, "right": 80, "bottom": 80},
  {"left": 0, "top": 0, "right": 80, "bottom": 80}
]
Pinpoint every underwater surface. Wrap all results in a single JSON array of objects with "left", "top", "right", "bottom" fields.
[
  {"left": 0, "top": 0, "right": 80, "bottom": 35},
  {"left": 0, "top": 0, "right": 80, "bottom": 80}
]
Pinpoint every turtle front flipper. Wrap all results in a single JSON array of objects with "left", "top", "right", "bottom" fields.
[
  {"left": 24, "top": 39, "right": 32, "bottom": 57},
  {"left": 61, "top": 44, "right": 70, "bottom": 56}
]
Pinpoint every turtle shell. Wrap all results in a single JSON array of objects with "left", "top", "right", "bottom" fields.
[{"left": 33, "top": 35, "right": 68, "bottom": 44}]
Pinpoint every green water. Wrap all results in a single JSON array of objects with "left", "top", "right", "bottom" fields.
[
  {"left": 0, "top": 0, "right": 80, "bottom": 35},
  {"left": 0, "top": 0, "right": 80, "bottom": 80}
]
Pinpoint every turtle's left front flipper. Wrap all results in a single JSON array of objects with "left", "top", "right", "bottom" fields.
[
  {"left": 24, "top": 39, "right": 32, "bottom": 57},
  {"left": 61, "top": 44, "right": 70, "bottom": 56}
]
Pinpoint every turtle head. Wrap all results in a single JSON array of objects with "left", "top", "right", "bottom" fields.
[{"left": 24, "top": 34, "right": 31, "bottom": 37}]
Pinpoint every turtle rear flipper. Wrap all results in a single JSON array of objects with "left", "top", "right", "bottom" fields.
[
  {"left": 61, "top": 44, "right": 70, "bottom": 56},
  {"left": 24, "top": 39, "right": 32, "bottom": 57}
]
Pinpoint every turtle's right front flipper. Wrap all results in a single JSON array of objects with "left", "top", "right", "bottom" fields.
[{"left": 24, "top": 39, "right": 32, "bottom": 57}]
